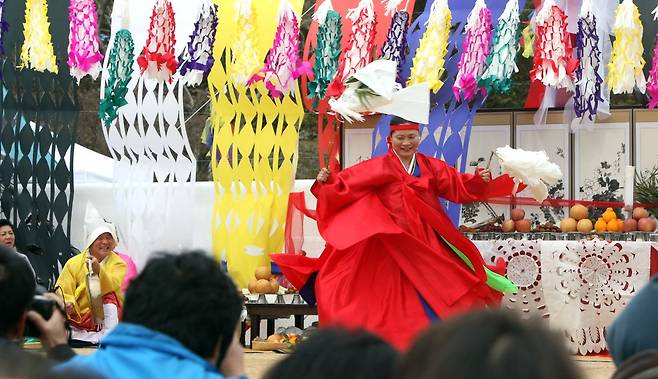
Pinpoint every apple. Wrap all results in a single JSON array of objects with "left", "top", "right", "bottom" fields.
[
  {"left": 633, "top": 207, "right": 649, "bottom": 221},
  {"left": 502, "top": 219, "right": 516, "bottom": 233},
  {"left": 623, "top": 218, "right": 638, "bottom": 232},
  {"left": 511, "top": 208, "right": 525, "bottom": 222},
  {"left": 515, "top": 219, "right": 531, "bottom": 233}
]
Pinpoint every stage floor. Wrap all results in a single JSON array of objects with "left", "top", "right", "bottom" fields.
[{"left": 244, "top": 350, "right": 615, "bottom": 379}]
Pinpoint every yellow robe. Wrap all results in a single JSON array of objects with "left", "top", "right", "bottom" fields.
[{"left": 55, "top": 251, "right": 127, "bottom": 328}]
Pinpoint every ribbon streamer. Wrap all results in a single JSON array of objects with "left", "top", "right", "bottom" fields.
[
  {"left": 19, "top": 0, "right": 58, "bottom": 73},
  {"left": 608, "top": 0, "right": 645, "bottom": 95},
  {"left": 379, "top": 10, "right": 410, "bottom": 83},
  {"left": 453, "top": 0, "right": 493, "bottom": 102},
  {"left": 67, "top": 0, "right": 103, "bottom": 84},
  {"left": 407, "top": 0, "right": 451, "bottom": 93},
  {"left": 573, "top": 0, "right": 604, "bottom": 120},
  {"left": 479, "top": 0, "right": 520, "bottom": 94},
  {"left": 137, "top": 0, "right": 177, "bottom": 83},
  {"left": 178, "top": 1, "right": 218, "bottom": 87},
  {"left": 327, "top": 0, "right": 377, "bottom": 97},
  {"left": 247, "top": 0, "right": 311, "bottom": 98},
  {"left": 308, "top": 2, "right": 342, "bottom": 109},
  {"left": 99, "top": 29, "right": 135, "bottom": 127},
  {"left": 529, "top": 0, "right": 577, "bottom": 90}
]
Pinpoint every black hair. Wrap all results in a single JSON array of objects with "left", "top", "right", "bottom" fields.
[
  {"left": 0, "top": 339, "right": 101, "bottom": 378},
  {"left": 122, "top": 251, "right": 242, "bottom": 363},
  {"left": 395, "top": 310, "right": 583, "bottom": 379},
  {"left": 0, "top": 245, "right": 36, "bottom": 337},
  {"left": 0, "top": 219, "right": 15, "bottom": 231},
  {"left": 390, "top": 116, "right": 410, "bottom": 126},
  {"left": 264, "top": 328, "right": 400, "bottom": 379}
]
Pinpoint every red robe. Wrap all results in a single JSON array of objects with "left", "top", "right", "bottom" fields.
[{"left": 271, "top": 150, "right": 518, "bottom": 350}]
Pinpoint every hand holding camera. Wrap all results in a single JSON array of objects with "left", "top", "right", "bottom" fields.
[{"left": 24, "top": 292, "right": 70, "bottom": 351}]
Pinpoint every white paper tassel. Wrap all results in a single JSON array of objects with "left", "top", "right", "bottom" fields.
[
  {"left": 312, "top": 0, "right": 334, "bottom": 25},
  {"left": 382, "top": 0, "right": 404, "bottom": 16},
  {"left": 347, "top": 0, "right": 375, "bottom": 23},
  {"left": 495, "top": 145, "right": 563, "bottom": 203}
]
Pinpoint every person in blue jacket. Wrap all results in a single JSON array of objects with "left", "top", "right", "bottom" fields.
[{"left": 58, "top": 251, "right": 247, "bottom": 379}]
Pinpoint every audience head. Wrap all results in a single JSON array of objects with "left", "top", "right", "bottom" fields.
[
  {"left": 607, "top": 276, "right": 658, "bottom": 367},
  {"left": 122, "top": 251, "right": 242, "bottom": 366},
  {"left": 612, "top": 350, "right": 658, "bottom": 379},
  {"left": 264, "top": 328, "right": 399, "bottom": 379},
  {"left": 395, "top": 310, "right": 582, "bottom": 379},
  {"left": 0, "top": 245, "right": 36, "bottom": 339},
  {"left": 0, "top": 219, "right": 16, "bottom": 248}
]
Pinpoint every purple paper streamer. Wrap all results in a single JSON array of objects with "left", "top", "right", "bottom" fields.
[
  {"left": 0, "top": 0, "right": 8, "bottom": 60},
  {"left": 178, "top": 2, "right": 218, "bottom": 84},
  {"left": 372, "top": 0, "right": 526, "bottom": 225},
  {"left": 574, "top": 13, "right": 603, "bottom": 120},
  {"left": 379, "top": 10, "right": 410, "bottom": 83}
]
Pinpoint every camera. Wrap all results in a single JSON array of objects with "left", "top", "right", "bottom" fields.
[{"left": 23, "top": 289, "right": 67, "bottom": 338}]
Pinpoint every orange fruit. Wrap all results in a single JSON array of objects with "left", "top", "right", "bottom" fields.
[
  {"left": 607, "top": 219, "right": 618, "bottom": 232},
  {"left": 616, "top": 219, "right": 624, "bottom": 232},
  {"left": 602, "top": 208, "right": 617, "bottom": 223},
  {"left": 594, "top": 218, "right": 607, "bottom": 232}
]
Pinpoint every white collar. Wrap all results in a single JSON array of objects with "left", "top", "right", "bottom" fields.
[{"left": 393, "top": 150, "right": 416, "bottom": 175}]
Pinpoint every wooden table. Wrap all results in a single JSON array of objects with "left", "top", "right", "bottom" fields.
[{"left": 244, "top": 303, "right": 318, "bottom": 346}]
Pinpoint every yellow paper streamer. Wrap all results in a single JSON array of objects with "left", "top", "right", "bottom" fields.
[
  {"left": 608, "top": 0, "right": 646, "bottom": 95},
  {"left": 407, "top": 0, "right": 451, "bottom": 92},
  {"left": 228, "top": 0, "right": 261, "bottom": 85},
  {"left": 19, "top": 0, "right": 58, "bottom": 73},
  {"left": 209, "top": 0, "right": 304, "bottom": 288}
]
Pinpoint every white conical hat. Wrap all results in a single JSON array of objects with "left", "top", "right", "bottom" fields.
[{"left": 84, "top": 202, "right": 118, "bottom": 251}]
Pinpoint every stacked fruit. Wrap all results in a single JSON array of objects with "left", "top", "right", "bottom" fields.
[
  {"left": 593, "top": 208, "right": 624, "bottom": 232},
  {"left": 501, "top": 209, "right": 531, "bottom": 233},
  {"left": 247, "top": 266, "right": 280, "bottom": 294},
  {"left": 621, "top": 207, "right": 657, "bottom": 232},
  {"left": 560, "top": 204, "right": 594, "bottom": 233}
]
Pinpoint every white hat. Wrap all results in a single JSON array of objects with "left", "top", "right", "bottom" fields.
[{"left": 84, "top": 202, "right": 118, "bottom": 251}]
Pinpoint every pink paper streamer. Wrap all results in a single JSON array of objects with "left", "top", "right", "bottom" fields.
[
  {"left": 648, "top": 35, "right": 658, "bottom": 109},
  {"left": 67, "top": 0, "right": 103, "bottom": 82},
  {"left": 453, "top": 5, "right": 493, "bottom": 102},
  {"left": 248, "top": 4, "right": 310, "bottom": 98}
]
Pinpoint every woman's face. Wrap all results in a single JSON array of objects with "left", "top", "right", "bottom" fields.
[
  {"left": 391, "top": 130, "right": 420, "bottom": 161},
  {"left": 0, "top": 225, "right": 15, "bottom": 248},
  {"left": 90, "top": 232, "right": 116, "bottom": 260}
]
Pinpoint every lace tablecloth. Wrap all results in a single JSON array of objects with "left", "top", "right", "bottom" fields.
[{"left": 474, "top": 239, "right": 653, "bottom": 354}]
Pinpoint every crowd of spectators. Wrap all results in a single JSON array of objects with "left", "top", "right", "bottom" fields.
[{"left": 2, "top": 214, "right": 658, "bottom": 379}]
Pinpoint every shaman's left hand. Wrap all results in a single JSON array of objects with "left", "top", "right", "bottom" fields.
[{"left": 478, "top": 168, "right": 492, "bottom": 182}]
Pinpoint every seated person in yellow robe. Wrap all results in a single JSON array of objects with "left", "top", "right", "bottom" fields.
[{"left": 55, "top": 222, "right": 126, "bottom": 343}]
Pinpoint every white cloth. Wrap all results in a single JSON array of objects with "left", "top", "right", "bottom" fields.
[{"left": 70, "top": 303, "right": 119, "bottom": 344}]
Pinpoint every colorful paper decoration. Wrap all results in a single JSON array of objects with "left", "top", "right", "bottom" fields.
[
  {"left": 649, "top": 9, "right": 658, "bottom": 108},
  {"left": 307, "top": 1, "right": 342, "bottom": 109},
  {"left": 0, "top": 0, "right": 7, "bottom": 58},
  {"left": 379, "top": 10, "right": 410, "bottom": 83},
  {"left": 407, "top": 0, "right": 451, "bottom": 93},
  {"left": 229, "top": 0, "right": 260, "bottom": 85},
  {"left": 98, "top": 29, "right": 134, "bottom": 127},
  {"left": 208, "top": 0, "right": 305, "bottom": 287},
  {"left": 479, "top": 0, "right": 520, "bottom": 94},
  {"left": 573, "top": 0, "right": 604, "bottom": 120},
  {"left": 529, "top": 0, "right": 576, "bottom": 90},
  {"left": 248, "top": 0, "right": 310, "bottom": 98},
  {"left": 137, "top": 0, "right": 177, "bottom": 83},
  {"left": 453, "top": 0, "right": 493, "bottom": 102},
  {"left": 327, "top": 0, "right": 377, "bottom": 96},
  {"left": 178, "top": 0, "right": 218, "bottom": 87},
  {"left": 67, "top": 0, "right": 103, "bottom": 83},
  {"left": 19, "top": 0, "right": 58, "bottom": 73},
  {"left": 521, "top": 20, "right": 534, "bottom": 58},
  {"left": 608, "top": 0, "right": 645, "bottom": 95}
]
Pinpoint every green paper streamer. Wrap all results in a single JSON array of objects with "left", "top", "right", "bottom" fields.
[
  {"left": 441, "top": 236, "right": 519, "bottom": 294},
  {"left": 308, "top": 10, "right": 342, "bottom": 109},
  {"left": 99, "top": 29, "right": 135, "bottom": 127},
  {"left": 479, "top": 0, "right": 521, "bottom": 94}
]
